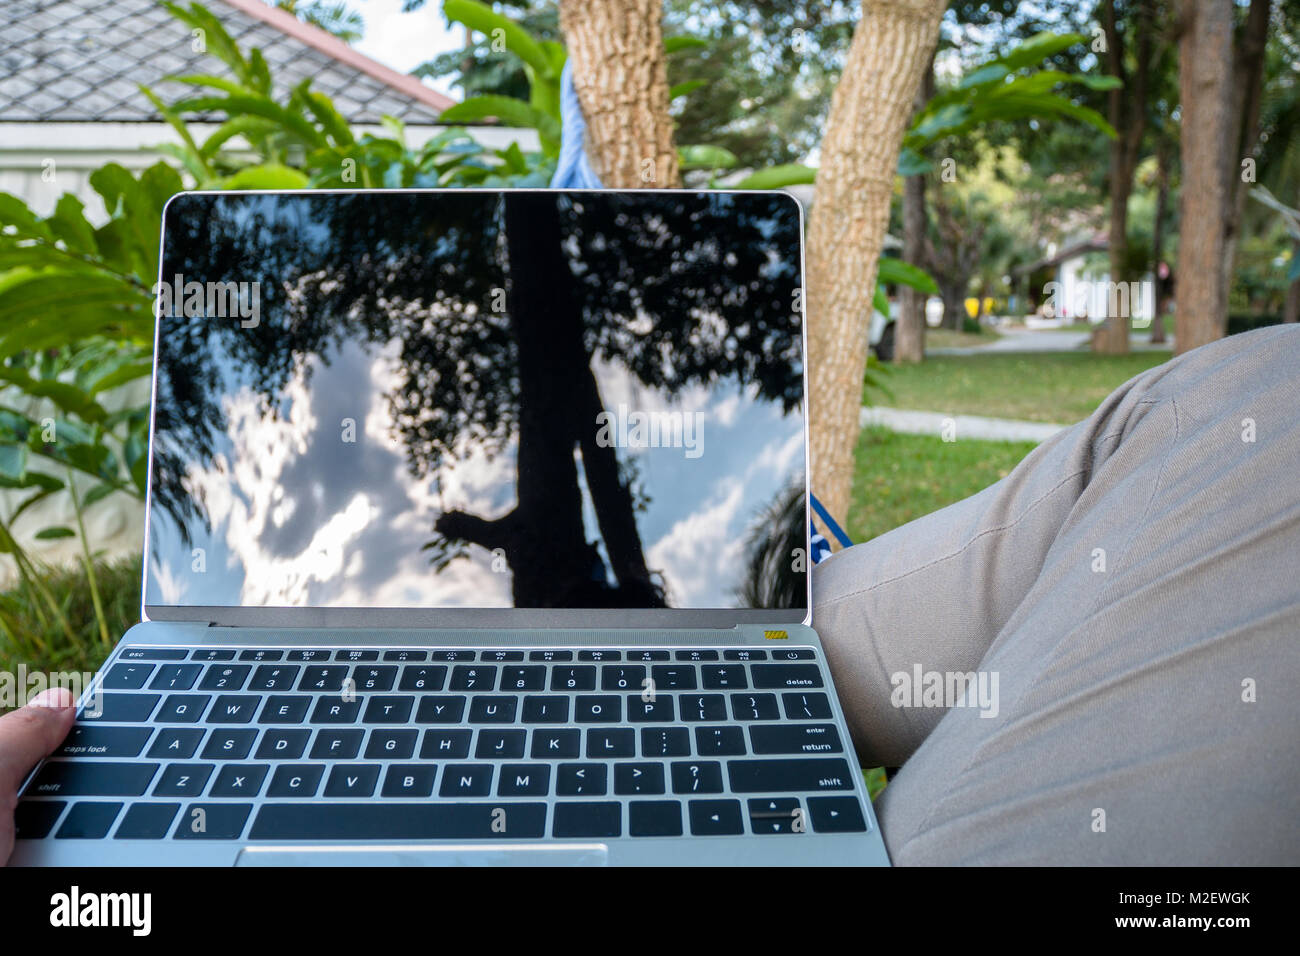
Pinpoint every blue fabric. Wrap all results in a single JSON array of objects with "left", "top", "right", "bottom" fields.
[
  {"left": 547, "top": 65, "right": 845, "bottom": 563},
  {"left": 550, "top": 60, "right": 604, "bottom": 189}
]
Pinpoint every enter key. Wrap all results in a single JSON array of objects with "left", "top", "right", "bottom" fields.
[{"left": 749, "top": 723, "right": 842, "bottom": 755}]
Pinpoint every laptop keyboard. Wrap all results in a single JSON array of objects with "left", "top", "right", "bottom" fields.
[{"left": 16, "top": 646, "right": 869, "bottom": 843}]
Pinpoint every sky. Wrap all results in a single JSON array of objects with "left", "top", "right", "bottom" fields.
[{"left": 349, "top": 0, "right": 465, "bottom": 98}]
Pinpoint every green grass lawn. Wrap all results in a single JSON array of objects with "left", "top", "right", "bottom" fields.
[
  {"left": 871, "top": 350, "right": 1170, "bottom": 424},
  {"left": 847, "top": 426, "right": 1039, "bottom": 544}
]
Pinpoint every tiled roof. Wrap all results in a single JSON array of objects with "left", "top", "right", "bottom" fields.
[{"left": 0, "top": 0, "right": 456, "bottom": 125}]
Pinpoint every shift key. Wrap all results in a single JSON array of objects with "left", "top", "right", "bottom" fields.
[
  {"left": 727, "top": 758, "right": 854, "bottom": 793},
  {"left": 27, "top": 761, "right": 159, "bottom": 797}
]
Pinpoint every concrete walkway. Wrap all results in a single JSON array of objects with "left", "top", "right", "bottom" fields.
[
  {"left": 927, "top": 327, "right": 1174, "bottom": 356},
  {"left": 860, "top": 406, "right": 1068, "bottom": 443}
]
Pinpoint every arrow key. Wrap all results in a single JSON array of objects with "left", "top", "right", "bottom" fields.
[{"left": 688, "top": 799, "right": 743, "bottom": 836}]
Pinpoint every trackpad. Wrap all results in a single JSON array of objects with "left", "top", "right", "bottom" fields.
[{"left": 235, "top": 844, "right": 609, "bottom": 866}]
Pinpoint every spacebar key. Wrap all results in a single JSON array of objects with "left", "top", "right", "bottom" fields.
[
  {"left": 249, "top": 803, "right": 547, "bottom": 840},
  {"left": 728, "top": 758, "right": 855, "bottom": 793}
]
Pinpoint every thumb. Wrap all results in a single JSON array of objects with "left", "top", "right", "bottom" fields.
[{"left": 0, "top": 687, "right": 76, "bottom": 795}]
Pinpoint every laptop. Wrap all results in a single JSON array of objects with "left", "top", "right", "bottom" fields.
[{"left": 13, "top": 189, "right": 890, "bottom": 866}]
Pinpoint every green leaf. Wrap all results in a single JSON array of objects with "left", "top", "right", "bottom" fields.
[
  {"left": 669, "top": 80, "right": 706, "bottom": 100},
  {"left": 0, "top": 443, "right": 27, "bottom": 481},
  {"left": 896, "top": 147, "right": 932, "bottom": 177},
  {"left": 877, "top": 258, "right": 939, "bottom": 294},
  {"left": 33, "top": 526, "right": 76, "bottom": 540},
  {"left": 665, "top": 36, "right": 708, "bottom": 54},
  {"left": 82, "top": 483, "right": 117, "bottom": 507},
  {"left": 733, "top": 164, "right": 817, "bottom": 190},
  {"left": 443, "top": 0, "right": 556, "bottom": 79},
  {"left": 873, "top": 282, "right": 890, "bottom": 317},
  {"left": 438, "top": 96, "right": 561, "bottom": 149},
  {"left": 991, "top": 32, "right": 1083, "bottom": 73},
  {"left": 222, "top": 164, "right": 311, "bottom": 190},
  {"left": 678, "top": 144, "right": 738, "bottom": 170}
]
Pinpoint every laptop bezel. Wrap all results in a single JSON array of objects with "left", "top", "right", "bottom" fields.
[{"left": 141, "top": 187, "right": 813, "bottom": 630}]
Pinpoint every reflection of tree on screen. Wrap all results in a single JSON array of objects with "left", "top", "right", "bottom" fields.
[{"left": 152, "top": 191, "right": 802, "bottom": 608}]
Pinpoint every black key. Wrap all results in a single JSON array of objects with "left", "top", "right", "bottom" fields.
[
  {"left": 399, "top": 666, "right": 447, "bottom": 692},
  {"left": 702, "top": 664, "right": 748, "bottom": 690},
  {"left": 550, "top": 666, "right": 596, "bottom": 691},
  {"left": 475, "top": 730, "right": 526, "bottom": 759},
  {"left": 209, "top": 764, "right": 268, "bottom": 797},
  {"left": 239, "top": 649, "right": 284, "bottom": 662},
  {"left": 287, "top": 649, "right": 331, "bottom": 661},
  {"left": 493, "top": 671, "right": 540, "bottom": 691},
  {"left": 310, "top": 697, "right": 361, "bottom": 724},
  {"left": 808, "top": 796, "right": 868, "bottom": 833},
  {"left": 449, "top": 665, "right": 497, "bottom": 691},
  {"left": 149, "top": 664, "right": 202, "bottom": 691},
  {"left": 439, "top": 764, "right": 493, "bottom": 797},
  {"left": 521, "top": 696, "right": 570, "bottom": 723},
  {"left": 773, "top": 648, "right": 817, "bottom": 661},
  {"left": 497, "top": 764, "right": 550, "bottom": 796},
  {"left": 731, "top": 693, "right": 781, "bottom": 721},
  {"left": 14, "top": 800, "right": 65, "bottom": 839},
  {"left": 152, "top": 763, "right": 212, "bottom": 797},
  {"left": 578, "top": 650, "right": 619, "bottom": 662},
  {"left": 310, "top": 729, "right": 363, "bottom": 760},
  {"left": 681, "top": 694, "right": 727, "bottom": 722},
  {"left": 724, "top": 649, "right": 767, "bottom": 661},
  {"left": 192, "top": 649, "right": 236, "bottom": 661},
  {"left": 750, "top": 723, "right": 842, "bottom": 755},
  {"left": 671, "top": 761, "right": 724, "bottom": 794},
  {"left": 675, "top": 650, "right": 718, "bottom": 662},
  {"left": 553, "top": 802, "right": 620, "bottom": 837},
  {"left": 695, "top": 726, "right": 746, "bottom": 756},
  {"left": 430, "top": 650, "right": 475, "bottom": 662},
  {"left": 383, "top": 650, "right": 427, "bottom": 662},
  {"left": 30, "top": 761, "right": 158, "bottom": 797},
  {"left": 629, "top": 651, "right": 670, "bottom": 662},
  {"left": 640, "top": 727, "right": 691, "bottom": 758},
  {"left": 354, "top": 666, "right": 397, "bottom": 691},
  {"left": 156, "top": 694, "right": 210, "bottom": 723},
  {"left": 627, "top": 697, "right": 674, "bottom": 722},
  {"left": 148, "top": 728, "right": 205, "bottom": 759},
  {"left": 79, "top": 693, "right": 159, "bottom": 722},
  {"left": 323, "top": 764, "right": 380, "bottom": 797},
  {"left": 248, "top": 665, "right": 300, "bottom": 692},
  {"left": 266, "top": 764, "right": 325, "bottom": 797},
  {"left": 255, "top": 728, "right": 310, "bottom": 760},
  {"left": 586, "top": 728, "right": 634, "bottom": 758},
  {"left": 103, "top": 663, "right": 153, "bottom": 690},
  {"left": 752, "top": 664, "right": 823, "bottom": 689},
  {"left": 531, "top": 728, "right": 580, "bottom": 759},
  {"left": 651, "top": 665, "right": 697, "bottom": 690},
  {"left": 173, "top": 803, "right": 252, "bottom": 839},
  {"left": 259, "top": 695, "right": 311, "bottom": 723},
  {"left": 114, "top": 802, "right": 179, "bottom": 839},
  {"left": 381, "top": 764, "right": 437, "bottom": 797},
  {"left": 574, "top": 695, "right": 621, "bottom": 723},
  {"left": 335, "top": 649, "right": 378, "bottom": 662},
  {"left": 57, "top": 725, "right": 152, "bottom": 758},
  {"left": 366, "top": 729, "right": 417, "bottom": 760},
  {"left": 601, "top": 665, "right": 645, "bottom": 691},
  {"left": 555, "top": 763, "right": 607, "bottom": 796},
  {"left": 250, "top": 803, "right": 546, "bottom": 840},
  {"left": 199, "top": 664, "right": 251, "bottom": 691},
  {"left": 299, "top": 665, "right": 348, "bottom": 692},
  {"left": 206, "top": 695, "right": 260, "bottom": 724},
  {"left": 689, "top": 799, "right": 744, "bottom": 836},
  {"left": 415, "top": 695, "right": 466, "bottom": 723},
  {"left": 530, "top": 650, "right": 573, "bottom": 662},
  {"left": 483, "top": 650, "right": 524, "bottom": 663},
  {"left": 55, "top": 802, "right": 122, "bottom": 839},
  {"left": 729, "top": 758, "right": 855, "bottom": 793},
  {"left": 468, "top": 696, "right": 517, "bottom": 723},
  {"left": 362, "top": 695, "right": 414, "bottom": 723},
  {"left": 615, "top": 763, "right": 665, "bottom": 795},
  {"left": 629, "top": 800, "right": 682, "bottom": 837},
  {"left": 747, "top": 797, "right": 802, "bottom": 834},
  {"left": 781, "top": 692, "right": 833, "bottom": 720},
  {"left": 201, "top": 729, "right": 256, "bottom": 760},
  {"left": 119, "top": 648, "right": 187, "bottom": 661},
  {"left": 420, "top": 729, "right": 472, "bottom": 760}
]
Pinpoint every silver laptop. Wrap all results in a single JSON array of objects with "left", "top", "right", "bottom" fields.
[{"left": 13, "top": 189, "right": 889, "bottom": 866}]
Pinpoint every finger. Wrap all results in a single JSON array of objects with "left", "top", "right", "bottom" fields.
[{"left": 0, "top": 687, "right": 76, "bottom": 794}]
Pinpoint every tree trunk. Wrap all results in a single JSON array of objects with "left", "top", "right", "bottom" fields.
[
  {"left": 559, "top": 0, "right": 681, "bottom": 188},
  {"left": 1221, "top": 0, "right": 1273, "bottom": 296},
  {"left": 1149, "top": 140, "right": 1170, "bottom": 345},
  {"left": 1285, "top": 240, "right": 1300, "bottom": 324},
  {"left": 805, "top": 0, "right": 946, "bottom": 528},
  {"left": 1175, "top": 0, "right": 1235, "bottom": 354},
  {"left": 896, "top": 55, "right": 935, "bottom": 365}
]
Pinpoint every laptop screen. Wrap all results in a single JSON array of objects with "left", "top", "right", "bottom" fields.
[{"left": 145, "top": 190, "right": 807, "bottom": 614}]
